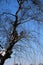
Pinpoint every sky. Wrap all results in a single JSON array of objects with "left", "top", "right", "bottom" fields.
[{"left": 0, "top": 0, "right": 43, "bottom": 65}]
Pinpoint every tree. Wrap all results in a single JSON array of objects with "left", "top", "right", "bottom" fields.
[{"left": 0, "top": 0, "right": 43, "bottom": 65}]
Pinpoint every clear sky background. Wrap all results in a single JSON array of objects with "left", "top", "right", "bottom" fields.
[{"left": 0, "top": 0, "right": 43, "bottom": 65}]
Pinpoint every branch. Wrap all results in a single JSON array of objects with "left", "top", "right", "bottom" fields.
[
  {"left": 0, "top": 12, "right": 15, "bottom": 17},
  {"left": 0, "top": 32, "right": 23, "bottom": 65},
  {"left": 0, "top": 44, "right": 3, "bottom": 49},
  {"left": 17, "top": 14, "right": 43, "bottom": 26},
  {"left": 31, "top": 0, "right": 40, "bottom": 5}
]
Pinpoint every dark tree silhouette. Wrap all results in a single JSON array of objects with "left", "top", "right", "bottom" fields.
[{"left": 0, "top": 0, "right": 43, "bottom": 65}]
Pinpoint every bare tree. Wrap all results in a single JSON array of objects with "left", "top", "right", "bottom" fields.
[{"left": 0, "top": 0, "right": 43, "bottom": 65}]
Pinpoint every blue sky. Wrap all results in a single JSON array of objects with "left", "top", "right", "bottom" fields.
[{"left": 0, "top": 0, "right": 43, "bottom": 65}]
